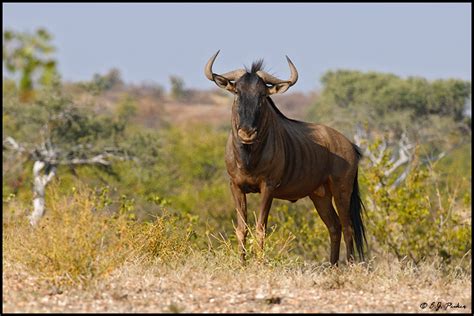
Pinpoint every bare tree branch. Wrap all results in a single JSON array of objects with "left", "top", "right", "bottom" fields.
[
  {"left": 3, "top": 136, "right": 27, "bottom": 153},
  {"left": 354, "top": 127, "right": 415, "bottom": 192},
  {"left": 384, "top": 133, "right": 414, "bottom": 177},
  {"left": 4, "top": 129, "right": 133, "bottom": 226},
  {"left": 54, "top": 152, "right": 129, "bottom": 166}
]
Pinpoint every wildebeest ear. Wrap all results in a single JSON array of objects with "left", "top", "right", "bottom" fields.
[
  {"left": 213, "top": 74, "right": 236, "bottom": 93},
  {"left": 267, "top": 82, "right": 290, "bottom": 95}
]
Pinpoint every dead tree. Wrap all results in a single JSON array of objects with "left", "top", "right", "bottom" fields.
[
  {"left": 2, "top": 88, "right": 134, "bottom": 226},
  {"left": 3, "top": 135, "right": 129, "bottom": 225},
  {"left": 352, "top": 124, "right": 461, "bottom": 194},
  {"left": 353, "top": 127, "right": 417, "bottom": 192}
]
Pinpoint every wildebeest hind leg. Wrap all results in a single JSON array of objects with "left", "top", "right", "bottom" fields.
[
  {"left": 330, "top": 179, "right": 355, "bottom": 263},
  {"left": 309, "top": 187, "right": 341, "bottom": 265}
]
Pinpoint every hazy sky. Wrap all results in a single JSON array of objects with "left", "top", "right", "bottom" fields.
[{"left": 3, "top": 3, "right": 471, "bottom": 92}]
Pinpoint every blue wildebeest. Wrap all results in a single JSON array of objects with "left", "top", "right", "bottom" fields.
[{"left": 204, "top": 51, "right": 366, "bottom": 265}]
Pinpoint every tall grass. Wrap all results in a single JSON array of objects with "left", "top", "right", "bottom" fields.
[{"left": 3, "top": 184, "right": 190, "bottom": 286}]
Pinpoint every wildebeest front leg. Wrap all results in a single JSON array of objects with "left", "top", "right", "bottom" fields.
[
  {"left": 256, "top": 184, "right": 274, "bottom": 254},
  {"left": 230, "top": 181, "right": 248, "bottom": 262}
]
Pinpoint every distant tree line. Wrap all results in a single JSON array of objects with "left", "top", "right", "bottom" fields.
[{"left": 319, "top": 70, "right": 471, "bottom": 123}]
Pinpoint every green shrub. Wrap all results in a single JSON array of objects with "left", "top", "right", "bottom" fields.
[{"left": 360, "top": 145, "right": 471, "bottom": 264}]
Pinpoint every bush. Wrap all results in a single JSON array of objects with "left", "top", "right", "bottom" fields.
[
  {"left": 3, "top": 184, "right": 191, "bottom": 286},
  {"left": 360, "top": 144, "right": 471, "bottom": 264}
]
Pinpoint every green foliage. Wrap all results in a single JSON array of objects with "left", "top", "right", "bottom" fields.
[
  {"left": 316, "top": 70, "right": 471, "bottom": 122},
  {"left": 360, "top": 143, "right": 471, "bottom": 264},
  {"left": 433, "top": 142, "right": 472, "bottom": 197},
  {"left": 116, "top": 95, "right": 137, "bottom": 122},
  {"left": 169, "top": 75, "right": 187, "bottom": 100},
  {"left": 78, "top": 68, "right": 124, "bottom": 95},
  {"left": 267, "top": 202, "right": 329, "bottom": 262},
  {"left": 3, "top": 28, "right": 59, "bottom": 101},
  {"left": 308, "top": 70, "right": 471, "bottom": 149},
  {"left": 3, "top": 83, "right": 130, "bottom": 160},
  {"left": 134, "top": 125, "right": 233, "bottom": 242}
]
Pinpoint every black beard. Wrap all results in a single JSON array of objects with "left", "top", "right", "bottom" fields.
[{"left": 239, "top": 142, "right": 254, "bottom": 170}]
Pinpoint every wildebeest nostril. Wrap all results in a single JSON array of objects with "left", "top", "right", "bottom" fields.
[{"left": 237, "top": 129, "right": 257, "bottom": 143}]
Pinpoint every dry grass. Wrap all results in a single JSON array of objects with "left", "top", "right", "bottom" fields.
[
  {"left": 3, "top": 253, "right": 471, "bottom": 313},
  {"left": 2, "top": 185, "right": 190, "bottom": 287},
  {"left": 3, "top": 185, "right": 471, "bottom": 313}
]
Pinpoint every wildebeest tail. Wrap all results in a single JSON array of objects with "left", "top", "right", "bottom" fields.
[{"left": 350, "top": 143, "right": 367, "bottom": 261}]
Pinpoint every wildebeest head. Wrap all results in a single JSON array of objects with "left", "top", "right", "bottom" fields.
[{"left": 205, "top": 51, "right": 298, "bottom": 144}]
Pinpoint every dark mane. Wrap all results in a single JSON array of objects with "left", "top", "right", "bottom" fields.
[
  {"left": 245, "top": 59, "right": 265, "bottom": 74},
  {"left": 352, "top": 143, "right": 363, "bottom": 160},
  {"left": 266, "top": 96, "right": 301, "bottom": 123}
]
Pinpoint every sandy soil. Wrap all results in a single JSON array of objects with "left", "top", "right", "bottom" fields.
[{"left": 3, "top": 259, "right": 471, "bottom": 313}]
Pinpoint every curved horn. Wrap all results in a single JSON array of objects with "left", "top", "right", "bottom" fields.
[
  {"left": 205, "top": 50, "right": 246, "bottom": 82},
  {"left": 285, "top": 55, "right": 299, "bottom": 86},
  {"left": 221, "top": 69, "right": 247, "bottom": 81},
  {"left": 256, "top": 70, "right": 287, "bottom": 85},
  {"left": 204, "top": 50, "right": 220, "bottom": 81},
  {"left": 256, "top": 55, "right": 298, "bottom": 86}
]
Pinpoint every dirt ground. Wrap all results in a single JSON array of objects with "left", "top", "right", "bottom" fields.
[{"left": 3, "top": 258, "right": 471, "bottom": 313}]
